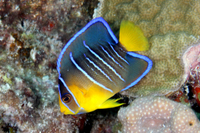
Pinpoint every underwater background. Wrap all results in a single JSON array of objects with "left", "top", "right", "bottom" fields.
[{"left": 0, "top": 0, "right": 200, "bottom": 132}]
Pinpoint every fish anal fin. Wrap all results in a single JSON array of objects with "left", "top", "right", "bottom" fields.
[
  {"left": 119, "top": 20, "right": 149, "bottom": 51},
  {"left": 98, "top": 98, "right": 124, "bottom": 109}
]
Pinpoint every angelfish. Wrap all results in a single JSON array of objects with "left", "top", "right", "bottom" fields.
[{"left": 57, "top": 17, "right": 152, "bottom": 115}]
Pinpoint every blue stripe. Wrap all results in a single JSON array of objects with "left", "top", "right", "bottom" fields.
[
  {"left": 109, "top": 43, "right": 129, "bottom": 64},
  {"left": 120, "top": 52, "right": 153, "bottom": 91},
  {"left": 84, "top": 54, "right": 113, "bottom": 82},
  {"left": 58, "top": 77, "right": 80, "bottom": 114},
  {"left": 83, "top": 41, "right": 125, "bottom": 82},
  {"left": 70, "top": 52, "right": 113, "bottom": 93}
]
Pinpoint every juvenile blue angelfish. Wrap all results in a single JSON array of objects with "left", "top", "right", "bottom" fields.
[{"left": 57, "top": 17, "right": 152, "bottom": 115}]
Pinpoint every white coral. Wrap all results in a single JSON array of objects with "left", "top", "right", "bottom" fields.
[{"left": 118, "top": 96, "right": 200, "bottom": 133}]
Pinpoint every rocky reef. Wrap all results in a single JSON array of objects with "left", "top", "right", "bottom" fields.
[
  {"left": 0, "top": 0, "right": 100, "bottom": 132},
  {"left": 1, "top": 0, "right": 200, "bottom": 132}
]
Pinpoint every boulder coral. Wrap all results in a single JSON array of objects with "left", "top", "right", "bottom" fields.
[
  {"left": 94, "top": 0, "right": 200, "bottom": 36},
  {"left": 131, "top": 33, "right": 196, "bottom": 96},
  {"left": 118, "top": 96, "right": 200, "bottom": 133},
  {"left": 93, "top": 0, "right": 200, "bottom": 96}
]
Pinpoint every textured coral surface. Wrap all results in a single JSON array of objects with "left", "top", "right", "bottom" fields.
[
  {"left": 0, "top": 0, "right": 100, "bottom": 132},
  {"left": 182, "top": 42, "right": 200, "bottom": 80},
  {"left": 94, "top": 0, "right": 200, "bottom": 96},
  {"left": 1, "top": 0, "right": 200, "bottom": 132},
  {"left": 118, "top": 96, "right": 200, "bottom": 133}
]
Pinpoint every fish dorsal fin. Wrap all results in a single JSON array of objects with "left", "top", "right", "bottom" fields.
[
  {"left": 58, "top": 17, "right": 152, "bottom": 95},
  {"left": 119, "top": 20, "right": 149, "bottom": 51},
  {"left": 98, "top": 98, "right": 124, "bottom": 109},
  {"left": 58, "top": 17, "right": 118, "bottom": 79}
]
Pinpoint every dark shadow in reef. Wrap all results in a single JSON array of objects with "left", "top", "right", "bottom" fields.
[{"left": 79, "top": 93, "right": 131, "bottom": 133}]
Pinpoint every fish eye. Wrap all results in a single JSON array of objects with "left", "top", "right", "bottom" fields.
[{"left": 62, "top": 93, "right": 72, "bottom": 103}]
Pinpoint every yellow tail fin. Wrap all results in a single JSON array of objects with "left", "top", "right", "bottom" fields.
[
  {"left": 98, "top": 98, "right": 124, "bottom": 109},
  {"left": 119, "top": 20, "right": 149, "bottom": 51}
]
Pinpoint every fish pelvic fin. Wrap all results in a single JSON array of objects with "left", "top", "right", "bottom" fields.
[
  {"left": 119, "top": 20, "right": 149, "bottom": 51},
  {"left": 98, "top": 98, "right": 124, "bottom": 109}
]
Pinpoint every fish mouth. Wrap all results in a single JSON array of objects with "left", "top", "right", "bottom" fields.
[{"left": 76, "top": 107, "right": 86, "bottom": 114}]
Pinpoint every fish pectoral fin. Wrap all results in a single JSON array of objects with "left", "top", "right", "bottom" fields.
[
  {"left": 119, "top": 20, "right": 149, "bottom": 51},
  {"left": 98, "top": 98, "right": 124, "bottom": 109},
  {"left": 79, "top": 88, "right": 87, "bottom": 95}
]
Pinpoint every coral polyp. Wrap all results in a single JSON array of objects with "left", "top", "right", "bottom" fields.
[{"left": 118, "top": 96, "right": 200, "bottom": 133}]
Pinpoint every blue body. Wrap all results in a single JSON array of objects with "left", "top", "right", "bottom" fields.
[{"left": 57, "top": 17, "right": 153, "bottom": 114}]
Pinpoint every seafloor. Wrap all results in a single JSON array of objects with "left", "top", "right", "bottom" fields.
[{"left": 0, "top": 0, "right": 200, "bottom": 133}]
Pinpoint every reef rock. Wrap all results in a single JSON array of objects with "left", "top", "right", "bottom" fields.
[{"left": 182, "top": 41, "right": 200, "bottom": 80}]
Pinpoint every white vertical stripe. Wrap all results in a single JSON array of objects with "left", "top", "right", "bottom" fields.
[
  {"left": 109, "top": 43, "right": 129, "bottom": 64},
  {"left": 100, "top": 46, "right": 124, "bottom": 68},
  {"left": 83, "top": 41, "right": 125, "bottom": 82},
  {"left": 70, "top": 52, "right": 113, "bottom": 93},
  {"left": 84, "top": 54, "right": 113, "bottom": 82}
]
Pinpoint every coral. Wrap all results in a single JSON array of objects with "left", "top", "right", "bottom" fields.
[
  {"left": 169, "top": 90, "right": 189, "bottom": 104},
  {"left": 0, "top": 67, "right": 79, "bottom": 132},
  {"left": 124, "top": 32, "right": 196, "bottom": 96},
  {"left": 182, "top": 42, "right": 200, "bottom": 108},
  {"left": 118, "top": 96, "right": 200, "bottom": 133},
  {"left": 94, "top": 0, "right": 200, "bottom": 36},
  {"left": 93, "top": 0, "right": 200, "bottom": 96},
  {"left": 0, "top": 0, "right": 99, "bottom": 132},
  {"left": 182, "top": 42, "right": 200, "bottom": 80},
  {"left": 1, "top": 0, "right": 200, "bottom": 132}
]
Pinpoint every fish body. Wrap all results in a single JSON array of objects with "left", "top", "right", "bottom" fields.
[{"left": 57, "top": 17, "right": 152, "bottom": 115}]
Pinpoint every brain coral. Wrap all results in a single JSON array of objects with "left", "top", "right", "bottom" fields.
[
  {"left": 93, "top": 0, "right": 200, "bottom": 96},
  {"left": 118, "top": 96, "right": 200, "bottom": 133}
]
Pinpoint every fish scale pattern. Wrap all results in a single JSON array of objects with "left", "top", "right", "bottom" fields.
[{"left": 118, "top": 96, "right": 200, "bottom": 133}]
